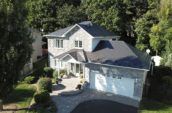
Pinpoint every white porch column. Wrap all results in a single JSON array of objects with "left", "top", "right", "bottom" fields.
[
  {"left": 83, "top": 64, "right": 85, "bottom": 78},
  {"left": 74, "top": 63, "right": 76, "bottom": 75}
]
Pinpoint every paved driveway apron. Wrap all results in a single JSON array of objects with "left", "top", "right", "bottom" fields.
[{"left": 50, "top": 77, "right": 139, "bottom": 113}]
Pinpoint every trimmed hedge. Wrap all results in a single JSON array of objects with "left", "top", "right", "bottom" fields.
[
  {"left": 24, "top": 76, "right": 35, "bottom": 84},
  {"left": 44, "top": 67, "right": 54, "bottom": 77},
  {"left": 34, "top": 91, "right": 50, "bottom": 104},
  {"left": 37, "top": 77, "right": 52, "bottom": 92},
  {"left": 53, "top": 70, "right": 58, "bottom": 80}
]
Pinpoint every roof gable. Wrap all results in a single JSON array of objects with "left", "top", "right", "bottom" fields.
[{"left": 44, "top": 21, "right": 119, "bottom": 38}]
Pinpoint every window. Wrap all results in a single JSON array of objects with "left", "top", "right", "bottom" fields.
[
  {"left": 75, "top": 40, "right": 82, "bottom": 48},
  {"left": 56, "top": 39, "right": 63, "bottom": 48}
]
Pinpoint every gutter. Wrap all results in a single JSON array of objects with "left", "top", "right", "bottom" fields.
[{"left": 83, "top": 62, "right": 150, "bottom": 71}]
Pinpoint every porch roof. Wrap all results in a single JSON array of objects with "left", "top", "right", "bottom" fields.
[{"left": 55, "top": 49, "right": 87, "bottom": 62}]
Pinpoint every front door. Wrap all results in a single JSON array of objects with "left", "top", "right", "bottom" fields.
[{"left": 76, "top": 64, "right": 80, "bottom": 76}]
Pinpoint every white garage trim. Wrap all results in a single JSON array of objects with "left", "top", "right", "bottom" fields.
[{"left": 90, "top": 70, "right": 135, "bottom": 98}]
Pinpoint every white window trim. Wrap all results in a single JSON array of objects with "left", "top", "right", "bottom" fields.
[
  {"left": 55, "top": 39, "right": 63, "bottom": 48},
  {"left": 74, "top": 40, "right": 82, "bottom": 48}
]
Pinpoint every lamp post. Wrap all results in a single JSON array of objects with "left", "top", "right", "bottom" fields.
[{"left": 146, "top": 49, "right": 150, "bottom": 54}]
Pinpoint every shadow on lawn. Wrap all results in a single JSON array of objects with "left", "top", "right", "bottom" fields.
[
  {"left": 140, "top": 99, "right": 172, "bottom": 111},
  {"left": 4, "top": 87, "right": 35, "bottom": 104}
]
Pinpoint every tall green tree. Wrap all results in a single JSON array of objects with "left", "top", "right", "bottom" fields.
[
  {"left": 0, "top": 0, "right": 33, "bottom": 98},
  {"left": 134, "top": 0, "right": 159, "bottom": 52},
  {"left": 27, "top": 0, "right": 86, "bottom": 33},
  {"left": 149, "top": 0, "right": 172, "bottom": 55},
  {"left": 82, "top": 0, "right": 148, "bottom": 45},
  {"left": 135, "top": 11, "right": 158, "bottom": 51}
]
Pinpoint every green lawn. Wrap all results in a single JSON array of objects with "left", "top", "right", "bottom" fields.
[
  {"left": 140, "top": 100, "right": 172, "bottom": 113},
  {"left": 4, "top": 83, "right": 36, "bottom": 113},
  {"left": 4, "top": 82, "right": 56, "bottom": 113}
]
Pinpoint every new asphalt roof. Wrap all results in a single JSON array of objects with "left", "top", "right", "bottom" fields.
[
  {"left": 55, "top": 41, "right": 151, "bottom": 70},
  {"left": 44, "top": 21, "right": 117, "bottom": 38}
]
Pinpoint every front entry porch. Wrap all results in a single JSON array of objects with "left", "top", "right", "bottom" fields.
[
  {"left": 55, "top": 53, "right": 85, "bottom": 77},
  {"left": 68, "top": 63, "right": 83, "bottom": 77}
]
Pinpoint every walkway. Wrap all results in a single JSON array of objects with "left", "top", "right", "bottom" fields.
[{"left": 50, "top": 77, "right": 139, "bottom": 113}]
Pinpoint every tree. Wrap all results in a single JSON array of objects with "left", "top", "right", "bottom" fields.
[
  {"left": 26, "top": 0, "right": 86, "bottom": 33},
  {"left": 0, "top": 0, "right": 33, "bottom": 99},
  {"left": 134, "top": 0, "right": 159, "bottom": 52},
  {"left": 135, "top": 10, "right": 158, "bottom": 51},
  {"left": 82, "top": 0, "right": 149, "bottom": 45},
  {"left": 149, "top": 0, "right": 172, "bottom": 55},
  {"left": 82, "top": 0, "right": 126, "bottom": 35}
]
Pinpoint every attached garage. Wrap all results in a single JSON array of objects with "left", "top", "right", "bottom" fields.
[{"left": 90, "top": 70, "right": 135, "bottom": 98}]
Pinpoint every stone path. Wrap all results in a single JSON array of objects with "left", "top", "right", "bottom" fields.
[
  {"left": 1, "top": 104, "right": 18, "bottom": 113},
  {"left": 50, "top": 77, "right": 139, "bottom": 113}
]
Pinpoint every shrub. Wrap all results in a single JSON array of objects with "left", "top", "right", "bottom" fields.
[
  {"left": 60, "top": 69, "right": 67, "bottom": 77},
  {"left": 37, "top": 77, "right": 52, "bottom": 92},
  {"left": 44, "top": 67, "right": 54, "bottom": 77},
  {"left": 53, "top": 70, "right": 58, "bottom": 80},
  {"left": 162, "top": 76, "right": 172, "bottom": 86},
  {"left": 24, "top": 76, "right": 35, "bottom": 84},
  {"left": 34, "top": 91, "right": 50, "bottom": 104}
]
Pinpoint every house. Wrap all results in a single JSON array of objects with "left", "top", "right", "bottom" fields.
[
  {"left": 44, "top": 21, "right": 151, "bottom": 102},
  {"left": 21, "top": 29, "right": 47, "bottom": 75}
]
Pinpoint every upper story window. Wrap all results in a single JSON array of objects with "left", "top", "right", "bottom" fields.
[
  {"left": 55, "top": 39, "right": 63, "bottom": 48},
  {"left": 75, "top": 40, "right": 82, "bottom": 48}
]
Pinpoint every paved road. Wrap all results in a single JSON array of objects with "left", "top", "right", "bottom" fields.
[{"left": 71, "top": 100, "right": 138, "bottom": 113}]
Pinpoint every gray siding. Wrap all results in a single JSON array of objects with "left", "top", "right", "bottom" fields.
[{"left": 85, "top": 63, "right": 147, "bottom": 100}]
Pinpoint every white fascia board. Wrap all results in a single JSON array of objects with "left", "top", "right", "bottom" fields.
[
  {"left": 83, "top": 62, "right": 150, "bottom": 71},
  {"left": 62, "top": 24, "right": 78, "bottom": 37}
]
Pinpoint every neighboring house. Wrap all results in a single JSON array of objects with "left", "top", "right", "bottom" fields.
[
  {"left": 21, "top": 29, "right": 46, "bottom": 75},
  {"left": 44, "top": 21, "right": 151, "bottom": 102}
]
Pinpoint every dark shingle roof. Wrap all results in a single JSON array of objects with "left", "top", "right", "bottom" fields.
[
  {"left": 55, "top": 41, "right": 151, "bottom": 70},
  {"left": 44, "top": 21, "right": 117, "bottom": 38},
  {"left": 86, "top": 41, "right": 151, "bottom": 69},
  {"left": 78, "top": 21, "right": 115, "bottom": 37},
  {"left": 44, "top": 26, "right": 73, "bottom": 37}
]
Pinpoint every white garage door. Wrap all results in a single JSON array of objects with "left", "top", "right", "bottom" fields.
[{"left": 90, "top": 71, "right": 134, "bottom": 98}]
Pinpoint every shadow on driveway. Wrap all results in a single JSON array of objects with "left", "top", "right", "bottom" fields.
[{"left": 71, "top": 99, "right": 138, "bottom": 113}]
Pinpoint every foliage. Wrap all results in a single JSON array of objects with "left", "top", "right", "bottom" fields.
[
  {"left": 141, "top": 100, "right": 172, "bottom": 113},
  {"left": 60, "top": 69, "right": 67, "bottom": 76},
  {"left": 149, "top": 0, "right": 172, "bottom": 55},
  {"left": 53, "top": 70, "right": 58, "bottom": 80},
  {"left": 34, "top": 91, "right": 50, "bottom": 104},
  {"left": 83, "top": 0, "right": 148, "bottom": 45},
  {"left": 33, "top": 57, "right": 48, "bottom": 79},
  {"left": 148, "top": 66, "right": 172, "bottom": 102},
  {"left": 0, "top": 0, "right": 33, "bottom": 99},
  {"left": 43, "top": 67, "right": 54, "bottom": 77},
  {"left": 24, "top": 76, "right": 35, "bottom": 84},
  {"left": 135, "top": 10, "right": 158, "bottom": 51},
  {"left": 4, "top": 83, "right": 36, "bottom": 109},
  {"left": 37, "top": 77, "right": 52, "bottom": 92},
  {"left": 26, "top": 0, "right": 86, "bottom": 33}
]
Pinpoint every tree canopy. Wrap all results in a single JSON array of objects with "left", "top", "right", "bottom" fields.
[
  {"left": 26, "top": 0, "right": 86, "bottom": 33},
  {"left": 0, "top": 0, "right": 33, "bottom": 98}
]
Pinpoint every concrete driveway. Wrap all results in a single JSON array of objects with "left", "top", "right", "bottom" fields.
[{"left": 50, "top": 77, "right": 139, "bottom": 113}]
